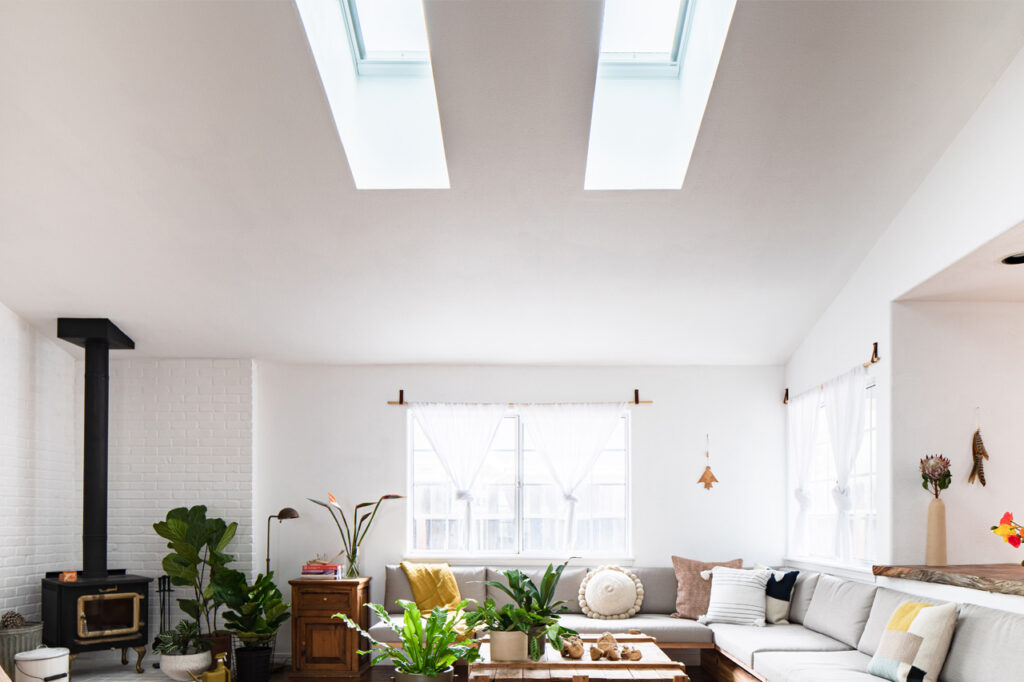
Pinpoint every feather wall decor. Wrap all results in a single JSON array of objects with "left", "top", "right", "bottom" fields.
[{"left": 969, "top": 428, "right": 989, "bottom": 486}]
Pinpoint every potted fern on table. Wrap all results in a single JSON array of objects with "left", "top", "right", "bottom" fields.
[{"left": 333, "top": 600, "right": 479, "bottom": 682}]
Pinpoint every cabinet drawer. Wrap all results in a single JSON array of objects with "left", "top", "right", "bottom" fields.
[{"left": 296, "top": 589, "right": 354, "bottom": 614}]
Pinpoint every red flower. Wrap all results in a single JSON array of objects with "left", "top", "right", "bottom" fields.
[
  {"left": 1002, "top": 512, "right": 1015, "bottom": 526},
  {"left": 1010, "top": 535, "right": 1022, "bottom": 549}
]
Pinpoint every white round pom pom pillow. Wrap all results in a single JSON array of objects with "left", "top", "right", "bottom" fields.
[{"left": 578, "top": 566, "right": 644, "bottom": 619}]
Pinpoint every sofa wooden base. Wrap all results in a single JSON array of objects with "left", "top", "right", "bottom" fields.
[{"left": 700, "top": 649, "right": 763, "bottom": 682}]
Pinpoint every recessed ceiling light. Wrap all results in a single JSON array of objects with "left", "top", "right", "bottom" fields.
[{"left": 1001, "top": 252, "right": 1024, "bottom": 265}]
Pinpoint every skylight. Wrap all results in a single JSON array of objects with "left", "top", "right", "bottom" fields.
[
  {"left": 297, "top": 0, "right": 448, "bottom": 189},
  {"left": 342, "top": 0, "right": 430, "bottom": 75},
  {"left": 599, "top": 0, "right": 688, "bottom": 72},
  {"left": 584, "top": 0, "right": 737, "bottom": 189}
]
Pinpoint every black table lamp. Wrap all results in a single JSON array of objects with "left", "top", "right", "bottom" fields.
[{"left": 266, "top": 507, "right": 300, "bottom": 575}]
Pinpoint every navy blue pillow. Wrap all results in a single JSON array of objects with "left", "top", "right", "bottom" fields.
[{"left": 765, "top": 570, "right": 799, "bottom": 623}]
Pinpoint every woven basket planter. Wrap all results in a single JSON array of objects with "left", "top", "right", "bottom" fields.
[{"left": 0, "top": 622, "right": 43, "bottom": 678}]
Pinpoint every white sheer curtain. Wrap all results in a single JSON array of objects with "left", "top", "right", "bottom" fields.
[
  {"left": 822, "top": 366, "right": 868, "bottom": 561},
  {"left": 410, "top": 403, "right": 507, "bottom": 550},
  {"left": 788, "top": 388, "right": 820, "bottom": 557},
  {"left": 517, "top": 403, "right": 627, "bottom": 547}
]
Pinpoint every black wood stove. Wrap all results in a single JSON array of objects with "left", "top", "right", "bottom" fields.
[{"left": 42, "top": 319, "right": 152, "bottom": 672}]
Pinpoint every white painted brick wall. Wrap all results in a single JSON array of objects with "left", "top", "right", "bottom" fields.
[
  {"left": 0, "top": 302, "right": 80, "bottom": 621},
  {"left": 107, "top": 358, "right": 255, "bottom": 633}
]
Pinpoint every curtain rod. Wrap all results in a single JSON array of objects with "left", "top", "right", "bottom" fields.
[
  {"left": 387, "top": 388, "right": 653, "bottom": 406},
  {"left": 783, "top": 342, "right": 880, "bottom": 405}
]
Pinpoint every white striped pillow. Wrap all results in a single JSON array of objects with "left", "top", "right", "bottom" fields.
[{"left": 697, "top": 566, "right": 771, "bottom": 626}]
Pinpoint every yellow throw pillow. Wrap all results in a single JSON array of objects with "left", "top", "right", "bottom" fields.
[
  {"left": 866, "top": 601, "right": 958, "bottom": 682},
  {"left": 400, "top": 561, "right": 463, "bottom": 611}
]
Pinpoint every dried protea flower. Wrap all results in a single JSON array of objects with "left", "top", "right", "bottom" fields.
[{"left": 920, "top": 455, "right": 951, "bottom": 480}]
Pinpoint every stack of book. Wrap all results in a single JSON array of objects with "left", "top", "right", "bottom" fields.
[{"left": 301, "top": 563, "right": 341, "bottom": 579}]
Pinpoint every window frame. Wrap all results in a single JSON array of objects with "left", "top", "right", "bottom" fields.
[
  {"left": 405, "top": 411, "right": 633, "bottom": 561},
  {"left": 598, "top": 0, "right": 695, "bottom": 78},
  {"left": 340, "top": 0, "right": 431, "bottom": 77}
]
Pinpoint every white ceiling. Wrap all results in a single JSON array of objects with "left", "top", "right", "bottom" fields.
[
  {"left": 901, "top": 220, "right": 1024, "bottom": 302},
  {"left": 1, "top": 0, "right": 1023, "bottom": 364}
]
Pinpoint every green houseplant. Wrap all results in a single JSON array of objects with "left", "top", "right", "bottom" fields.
[
  {"left": 153, "top": 506, "right": 246, "bottom": 662},
  {"left": 154, "top": 620, "right": 212, "bottom": 682},
  {"left": 222, "top": 572, "right": 291, "bottom": 682},
  {"left": 308, "top": 493, "right": 403, "bottom": 577},
  {"left": 334, "top": 600, "right": 479, "bottom": 682},
  {"left": 481, "top": 561, "right": 576, "bottom": 661},
  {"left": 471, "top": 599, "right": 536, "bottom": 662}
]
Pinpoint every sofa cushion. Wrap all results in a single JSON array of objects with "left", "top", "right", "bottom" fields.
[
  {"left": 579, "top": 566, "right": 643, "bottom": 619},
  {"left": 866, "top": 601, "right": 957, "bottom": 682},
  {"left": 939, "top": 603, "right": 1024, "bottom": 682},
  {"left": 709, "top": 622, "right": 852, "bottom": 668},
  {"left": 671, "top": 555, "right": 743, "bottom": 619},
  {"left": 486, "top": 567, "right": 587, "bottom": 614},
  {"left": 384, "top": 564, "right": 486, "bottom": 610},
  {"left": 630, "top": 567, "right": 678, "bottom": 614},
  {"left": 789, "top": 571, "right": 820, "bottom": 624},
  {"left": 698, "top": 566, "right": 771, "bottom": 626},
  {"left": 858, "top": 588, "right": 944, "bottom": 656},
  {"left": 802, "top": 575, "right": 877, "bottom": 647},
  {"left": 754, "top": 650, "right": 877, "bottom": 682},
  {"left": 556, "top": 613, "right": 713, "bottom": 644}
]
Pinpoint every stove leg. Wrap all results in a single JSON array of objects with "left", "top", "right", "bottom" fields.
[
  {"left": 133, "top": 646, "right": 147, "bottom": 674},
  {"left": 121, "top": 648, "right": 129, "bottom": 665}
]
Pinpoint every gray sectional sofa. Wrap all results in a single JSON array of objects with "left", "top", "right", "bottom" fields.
[{"left": 372, "top": 564, "right": 1024, "bottom": 682}]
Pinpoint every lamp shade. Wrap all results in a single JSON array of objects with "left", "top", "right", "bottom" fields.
[{"left": 276, "top": 507, "right": 300, "bottom": 520}]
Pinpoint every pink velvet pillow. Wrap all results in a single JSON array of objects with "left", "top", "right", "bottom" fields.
[{"left": 671, "top": 555, "right": 743, "bottom": 619}]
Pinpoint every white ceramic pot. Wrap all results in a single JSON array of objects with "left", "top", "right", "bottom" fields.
[
  {"left": 488, "top": 631, "right": 528, "bottom": 662},
  {"left": 160, "top": 651, "right": 212, "bottom": 682},
  {"left": 394, "top": 667, "right": 454, "bottom": 682}
]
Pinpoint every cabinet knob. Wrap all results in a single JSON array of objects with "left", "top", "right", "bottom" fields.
[{"left": 322, "top": 597, "right": 327, "bottom": 602}]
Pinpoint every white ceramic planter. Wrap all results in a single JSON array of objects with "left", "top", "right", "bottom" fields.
[
  {"left": 488, "top": 631, "right": 528, "bottom": 662},
  {"left": 160, "top": 651, "right": 212, "bottom": 682},
  {"left": 394, "top": 666, "right": 454, "bottom": 682}
]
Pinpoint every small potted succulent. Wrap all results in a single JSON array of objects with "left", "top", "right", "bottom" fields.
[
  {"left": 222, "top": 572, "right": 290, "bottom": 682},
  {"left": 334, "top": 600, "right": 479, "bottom": 682},
  {"left": 481, "top": 561, "right": 577, "bottom": 661},
  {"left": 154, "top": 620, "right": 212, "bottom": 682}
]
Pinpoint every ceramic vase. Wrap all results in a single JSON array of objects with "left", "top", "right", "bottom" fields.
[{"left": 926, "top": 497, "right": 947, "bottom": 566}]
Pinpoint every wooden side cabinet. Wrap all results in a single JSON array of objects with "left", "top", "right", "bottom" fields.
[{"left": 289, "top": 577, "right": 371, "bottom": 680}]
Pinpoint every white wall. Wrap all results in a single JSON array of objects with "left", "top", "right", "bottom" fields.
[
  {"left": 0, "top": 301, "right": 79, "bottom": 620},
  {"left": 892, "top": 302, "right": 1024, "bottom": 565},
  {"left": 106, "top": 358, "right": 255, "bottom": 632},
  {"left": 786, "top": 45, "right": 1024, "bottom": 564},
  {"left": 254, "top": 362, "right": 785, "bottom": 658}
]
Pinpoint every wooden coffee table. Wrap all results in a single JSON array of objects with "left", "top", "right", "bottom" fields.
[{"left": 469, "top": 634, "right": 688, "bottom": 682}]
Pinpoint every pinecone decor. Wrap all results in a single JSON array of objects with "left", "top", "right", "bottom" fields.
[{"left": 0, "top": 610, "right": 25, "bottom": 629}]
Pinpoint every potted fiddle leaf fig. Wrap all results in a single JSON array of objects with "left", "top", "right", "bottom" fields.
[
  {"left": 154, "top": 506, "right": 246, "bottom": 665},
  {"left": 334, "top": 600, "right": 479, "bottom": 682},
  {"left": 222, "top": 572, "right": 290, "bottom": 682}
]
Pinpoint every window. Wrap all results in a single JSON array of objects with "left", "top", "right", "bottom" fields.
[
  {"left": 791, "top": 383, "right": 878, "bottom": 564},
  {"left": 408, "top": 413, "right": 630, "bottom": 557},
  {"left": 598, "top": 0, "right": 693, "bottom": 76},
  {"left": 340, "top": 0, "right": 430, "bottom": 76}
]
